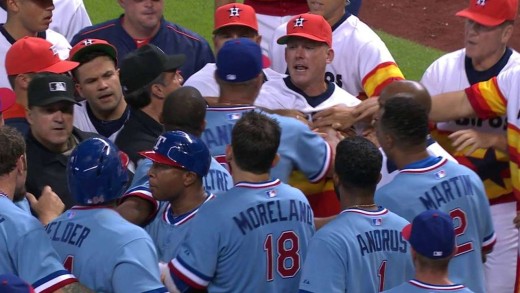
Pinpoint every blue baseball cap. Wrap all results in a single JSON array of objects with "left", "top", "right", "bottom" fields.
[
  {"left": 140, "top": 131, "right": 211, "bottom": 177},
  {"left": 402, "top": 210, "right": 456, "bottom": 259},
  {"left": 0, "top": 274, "right": 34, "bottom": 293},
  {"left": 216, "top": 38, "right": 262, "bottom": 83}
]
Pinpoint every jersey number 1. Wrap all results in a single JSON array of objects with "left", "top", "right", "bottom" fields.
[
  {"left": 264, "top": 231, "right": 300, "bottom": 281},
  {"left": 63, "top": 255, "right": 75, "bottom": 273}
]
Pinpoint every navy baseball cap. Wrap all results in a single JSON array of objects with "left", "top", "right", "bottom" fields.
[
  {"left": 139, "top": 131, "right": 211, "bottom": 177},
  {"left": 402, "top": 210, "right": 456, "bottom": 259},
  {"left": 0, "top": 274, "right": 35, "bottom": 293},
  {"left": 216, "top": 38, "right": 262, "bottom": 83}
]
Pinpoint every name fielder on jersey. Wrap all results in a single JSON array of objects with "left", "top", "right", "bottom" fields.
[{"left": 45, "top": 220, "right": 91, "bottom": 248}]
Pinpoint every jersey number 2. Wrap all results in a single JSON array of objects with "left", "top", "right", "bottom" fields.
[
  {"left": 450, "top": 208, "right": 474, "bottom": 256},
  {"left": 264, "top": 231, "right": 300, "bottom": 281}
]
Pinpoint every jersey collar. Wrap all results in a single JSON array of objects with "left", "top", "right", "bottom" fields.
[
  {"left": 235, "top": 179, "right": 281, "bottom": 189},
  {"left": 409, "top": 279, "right": 465, "bottom": 290},
  {"left": 164, "top": 193, "right": 216, "bottom": 226},
  {"left": 400, "top": 156, "right": 446, "bottom": 173},
  {"left": 340, "top": 206, "right": 388, "bottom": 216}
]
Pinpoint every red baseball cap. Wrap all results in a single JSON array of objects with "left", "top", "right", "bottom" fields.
[
  {"left": 5, "top": 37, "right": 79, "bottom": 76},
  {"left": 69, "top": 38, "right": 118, "bottom": 63},
  {"left": 0, "top": 88, "right": 15, "bottom": 113},
  {"left": 214, "top": 3, "right": 258, "bottom": 33},
  {"left": 277, "top": 13, "right": 332, "bottom": 47},
  {"left": 456, "top": 0, "right": 518, "bottom": 26}
]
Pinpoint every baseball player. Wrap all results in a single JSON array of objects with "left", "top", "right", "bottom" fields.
[
  {"left": 184, "top": 3, "right": 284, "bottom": 98},
  {"left": 46, "top": 137, "right": 167, "bottom": 293},
  {"left": 0, "top": 0, "right": 92, "bottom": 42},
  {"left": 269, "top": 0, "right": 404, "bottom": 100},
  {"left": 167, "top": 111, "right": 315, "bottom": 292},
  {"left": 70, "top": 39, "right": 130, "bottom": 142},
  {"left": 120, "top": 87, "right": 232, "bottom": 226},
  {"left": 299, "top": 136, "right": 413, "bottom": 293},
  {"left": 383, "top": 210, "right": 474, "bottom": 293},
  {"left": 201, "top": 38, "right": 334, "bottom": 185},
  {"left": 0, "top": 0, "right": 71, "bottom": 89},
  {"left": 0, "top": 126, "right": 92, "bottom": 293},
  {"left": 71, "top": 0, "right": 213, "bottom": 80},
  {"left": 139, "top": 131, "right": 214, "bottom": 262},
  {"left": 376, "top": 80, "right": 456, "bottom": 189},
  {"left": 421, "top": 1, "right": 520, "bottom": 291},
  {"left": 375, "top": 97, "right": 496, "bottom": 293}
]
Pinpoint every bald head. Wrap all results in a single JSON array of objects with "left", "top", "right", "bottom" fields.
[
  {"left": 162, "top": 86, "right": 207, "bottom": 137},
  {"left": 379, "top": 80, "right": 432, "bottom": 112}
]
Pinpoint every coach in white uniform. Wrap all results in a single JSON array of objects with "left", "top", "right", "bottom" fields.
[{"left": 421, "top": 0, "right": 520, "bottom": 292}]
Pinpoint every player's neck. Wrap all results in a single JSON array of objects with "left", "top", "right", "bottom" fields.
[
  {"left": 140, "top": 98, "right": 162, "bottom": 123},
  {"left": 414, "top": 271, "right": 453, "bottom": 286},
  {"left": 90, "top": 98, "right": 127, "bottom": 121},
  {"left": 392, "top": 149, "right": 430, "bottom": 170},
  {"left": 3, "top": 21, "right": 38, "bottom": 40},
  {"left": 470, "top": 46, "right": 506, "bottom": 71},
  {"left": 340, "top": 190, "right": 378, "bottom": 211},
  {"left": 216, "top": 95, "right": 254, "bottom": 106},
  {"left": 169, "top": 187, "right": 207, "bottom": 216},
  {"left": 0, "top": 177, "right": 16, "bottom": 201},
  {"left": 231, "top": 169, "right": 270, "bottom": 185}
]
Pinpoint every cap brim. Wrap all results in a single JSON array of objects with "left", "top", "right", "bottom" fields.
[
  {"left": 139, "top": 151, "right": 186, "bottom": 169},
  {"left": 163, "top": 54, "right": 186, "bottom": 72},
  {"left": 455, "top": 9, "right": 505, "bottom": 26},
  {"left": 401, "top": 224, "right": 412, "bottom": 241},
  {"left": 70, "top": 44, "right": 118, "bottom": 63},
  {"left": 0, "top": 88, "right": 16, "bottom": 112},
  {"left": 39, "top": 60, "right": 80, "bottom": 74},
  {"left": 277, "top": 34, "right": 328, "bottom": 45},
  {"left": 31, "top": 96, "right": 80, "bottom": 107},
  {"left": 213, "top": 23, "right": 258, "bottom": 34}
]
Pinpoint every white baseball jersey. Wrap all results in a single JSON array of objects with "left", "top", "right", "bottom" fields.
[
  {"left": 0, "top": 0, "right": 92, "bottom": 41},
  {"left": 184, "top": 63, "right": 285, "bottom": 97},
  {"left": 377, "top": 135, "right": 457, "bottom": 189},
  {"left": 422, "top": 48, "right": 520, "bottom": 293},
  {"left": 255, "top": 77, "right": 361, "bottom": 114},
  {"left": 73, "top": 100, "right": 128, "bottom": 142},
  {"left": 269, "top": 14, "right": 404, "bottom": 98},
  {"left": 0, "top": 29, "right": 70, "bottom": 89}
]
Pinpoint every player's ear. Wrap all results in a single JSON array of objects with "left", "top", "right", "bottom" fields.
[
  {"left": 16, "top": 154, "right": 27, "bottom": 175},
  {"left": 225, "top": 145, "right": 233, "bottom": 163},
  {"left": 376, "top": 173, "right": 382, "bottom": 184},
  {"left": 326, "top": 47, "right": 334, "bottom": 64},
  {"left": 183, "top": 172, "right": 198, "bottom": 187},
  {"left": 271, "top": 153, "right": 280, "bottom": 168}
]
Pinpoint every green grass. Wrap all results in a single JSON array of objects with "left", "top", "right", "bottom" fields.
[{"left": 83, "top": 1, "right": 444, "bottom": 80}]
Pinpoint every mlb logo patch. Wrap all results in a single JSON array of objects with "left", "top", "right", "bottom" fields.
[
  {"left": 433, "top": 251, "right": 443, "bottom": 257},
  {"left": 66, "top": 211, "right": 76, "bottom": 219},
  {"left": 372, "top": 218, "right": 382, "bottom": 226},
  {"left": 434, "top": 170, "right": 446, "bottom": 180},
  {"left": 227, "top": 113, "right": 242, "bottom": 121},
  {"left": 49, "top": 82, "right": 67, "bottom": 92},
  {"left": 266, "top": 189, "right": 277, "bottom": 198}
]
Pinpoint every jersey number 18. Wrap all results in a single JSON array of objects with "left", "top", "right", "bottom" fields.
[{"left": 263, "top": 231, "right": 301, "bottom": 281}]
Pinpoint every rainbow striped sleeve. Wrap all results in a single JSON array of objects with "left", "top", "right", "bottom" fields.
[
  {"left": 466, "top": 77, "right": 507, "bottom": 119},
  {"left": 362, "top": 62, "right": 404, "bottom": 97}
]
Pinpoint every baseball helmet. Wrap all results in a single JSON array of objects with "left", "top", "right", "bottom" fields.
[
  {"left": 67, "top": 137, "right": 129, "bottom": 205},
  {"left": 140, "top": 131, "right": 211, "bottom": 177}
]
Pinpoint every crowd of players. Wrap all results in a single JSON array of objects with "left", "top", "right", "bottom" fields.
[{"left": 0, "top": 0, "right": 518, "bottom": 292}]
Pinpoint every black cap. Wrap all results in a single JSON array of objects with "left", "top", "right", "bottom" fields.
[
  {"left": 119, "top": 44, "right": 186, "bottom": 95},
  {"left": 28, "top": 73, "right": 79, "bottom": 107}
]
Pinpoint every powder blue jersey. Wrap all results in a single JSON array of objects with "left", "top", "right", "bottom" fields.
[
  {"left": 46, "top": 207, "right": 167, "bottom": 293},
  {"left": 299, "top": 208, "right": 413, "bottom": 293},
  {"left": 145, "top": 194, "right": 216, "bottom": 262},
  {"left": 383, "top": 280, "right": 474, "bottom": 293},
  {"left": 0, "top": 195, "right": 77, "bottom": 293},
  {"left": 375, "top": 157, "right": 496, "bottom": 293},
  {"left": 170, "top": 179, "right": 315, "bottom": 292},
  {"left": 202, "top": 106, "right": 331, "bottom": 182},
  {"left": 122, "top": 158, "right": 232, "bottom": 221}
]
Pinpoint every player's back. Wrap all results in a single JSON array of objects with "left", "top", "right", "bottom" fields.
[
  {"left": 46, "top": 207, "right": 165, "bottom": 293},
  {"left": 172, "top": 179, "right": 315, "bottom": 292},
  {"left": 375, "top": 158, "right": 495, "bottom": 293},
  {"left": 203, "top": 106, "right": 330, "bottom": 183},
  {"left": 299, "top": 208, "right": 413, "bottom": 293}
]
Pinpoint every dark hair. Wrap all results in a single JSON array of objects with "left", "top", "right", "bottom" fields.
[
  {"left": 0, "top": 126, "right": 25, "bottom": 176},
  {"left": 124, "top": 72, "right": 166, "bottom": 109},
  {"left": 335, "top": 136, "right": 382, "bottom": 190},
  {"left": 71, "top": 51, "right": 117, "bottom": 80},
  {"left": 162, "top": 86, "right": 207, "bottom": 136},
  {"left": 379, "top": 96, "right": 429, "bottom": 148},
  {"left": 231, "top": 111, "right": 281, "bottom": 174},
  {"left": 415, "top": 253, "right": 452, "bottom": 272}
]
